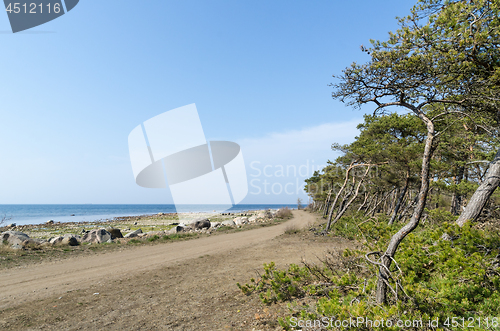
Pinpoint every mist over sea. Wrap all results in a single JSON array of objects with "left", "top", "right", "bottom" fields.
[{"left": 0, "top": 204, "right": 298, "bottom": 226}]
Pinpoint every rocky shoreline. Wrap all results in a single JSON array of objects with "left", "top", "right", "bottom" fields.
[{"left": 1, "top": 209, "right": 285, "bottom": 250}]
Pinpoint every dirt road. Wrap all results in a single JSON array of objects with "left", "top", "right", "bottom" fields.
[{"left": 0, "top": 211, "right": 354, "bottom": 330}]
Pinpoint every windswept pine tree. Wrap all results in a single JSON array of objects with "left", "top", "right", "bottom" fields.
[{"left": 328, "top": 0, "right": 500, "bottom": 303}]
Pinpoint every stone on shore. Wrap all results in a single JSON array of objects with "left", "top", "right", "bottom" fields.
[
  {"left": 82, "top": 229, "right": 112, "bottom": 243},
  {"left": 1, "top": 231, "right": 29, "bottom": 249},
  {"left": 221, "top": 220, "right": 235, "bottom": 227},
  {"left": 233, "top": 217, "right": 249, "bottom": 225},
  {"left": 191, "top": 218, "right": 211, "bottom": 230},
  {"left": 124, "top": 229, "right": 143, "bottom": 238},
  {"left": 1, "top": 231, "right": 48, "bottom": 249},
  {"left": 166, "top": 226, "right": 185, "bottom": 235},
  {"left": 146, "top": 231, "right": 165, "bottom": 237},
  {"left": 108, "top": 228, "right": 123, "bottom": 239}
]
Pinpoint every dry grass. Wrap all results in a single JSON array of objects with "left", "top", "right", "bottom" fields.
[
  {"left": 276, "top": 207, "right": 293, "bottom": 219},
  {"left": 284, "top": 224, "right": 300, "bottom": 235}
]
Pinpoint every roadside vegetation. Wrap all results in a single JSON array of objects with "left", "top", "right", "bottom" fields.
[{"left": 238, "top": 0, "right": 500, "bottom": 329}]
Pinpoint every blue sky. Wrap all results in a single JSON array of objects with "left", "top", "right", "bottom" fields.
[{"left": 0, "top": 0, "right": 416, "bottom": 204}]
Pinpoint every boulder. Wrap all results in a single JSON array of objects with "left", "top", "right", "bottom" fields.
[
  {"left": 49, "top": 236, "right": 64, "bottom": 245},
  {"left": 166, "top": 226, "right": 185, "bottom": 235},
  {"left": 210, "top": 222, "right": 221, "bottom": 228},
  {"left": 108, "top": 228, "right": 123, "bottom": 239},
  {"left": 1, "top": 231, "right": 49, "bottom": 249},
  {"left": 257, "top": 212, "right": 267, "bottom": 219},
  {"left": 124, "top": 229, "right": 143, "bottom": 238},
  {"left": 50, "top": 235, "right": 78, "bottom": 246},
  {"left": 146, "top": 231, "right": 165, "bottom": 237},
  {"left": 221, "top": 220, "right": 235, "bottom": 227},
  {"left": 62, "top": 234, "right": 79, "bottom": 246},
  {"left": 25, "top": 238, "right": 47, "bottom": 245},
  {"left": 46, "top": 220, "right": 54, "bottom": 225},
  {"left": 249, "top": 216, "right": 258, "bottom": 223},
  {"left": 62, "top": 237, "right": 78, "bottom": 246},
  {"left": 1, "top": 231, "right": 29, "bottom": 248},
  {"left": 6, "top": 223, "right": 16, "bottom": 228},
  {"left": 233, "top": 217, "right": 249, "bottom": 226},
  {"left": 82, "top": 229, "right": 112, "bottom": 244},
  {"left": 191, "top": 218, "right": 211, "bottom": 230}
]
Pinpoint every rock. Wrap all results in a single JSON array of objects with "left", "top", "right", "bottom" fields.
[
  {"left": 124, "top": 229, "right": 143, "bottom": 238},
  {"left": 191, "top": 218, "right": 211, "bottom": 230},
  {"left": 82, "top": 229, "right": 112, "bottom": 243},
  {"left": 210, "top": 222, "right": 221, "bottom": 228},
  {"left": 46, "top": 220, "right": 54, "bottom": 224},
  {"left": 221, "top": 220, "right": 235, "bottom": 227},
  {"left": 50, "top": 235, "right": 78, "bottom": 246},
  {"left": 249, "top": 216, "right": 258, "bottom": 223},
  {"left": 6, "top": 223, "right": 16, "bottom": 228},
  {"left": 166, "top": 226, "right": 185, "bottom": 235},
  {"left": 70, "top": 214, "right": 75, "bottom": 216},
  {"left": 108, "top": 228, "right": 123, "bottom": 239},
  {"left": 146, "top": 231, "right": 165, "bottom": 237},
  {"left": 257, "top": 212, "right": 267, "bottom": 219},
  {"left": 26, "top": 238, "right": 47, "bottom": 245},
  {"left": 62, "top": 236, "right": 79, "bottom": 246},
  {"left": 1, "top": 231, "right": 29, "bottom": 248},
  {"left": 233, "top": 217, "right": 248, "bottom": 225},
  {"left": 49, "top": 236, "right": 64, "bottom": 245}
]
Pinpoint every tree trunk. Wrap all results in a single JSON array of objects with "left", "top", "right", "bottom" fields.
[
  {"left": 398, "top": 193, "right": 417, "bottom": 222},
  {"left": 357, "top": 192, "right": 369, "bottom": 212},
  {"left": 369, "top": 192, "right": 381, "bottom": 217},
  {"left": 322, "top": 188, "right": 333, "bottom": 218},
  {"left": 368, "top": 189, "right": 394, "bottom": 216},
  {"left": 388, "top": 171, "right": 410, "bottom": 225},
  {"left": 325, "top": 163, "right": 355, "bottom": 231},
  {"left": 450, "top": 166, "right": 464, "bottom": 216},
  {"left": 330, "top": 166, "right": 371, "bottom": 226},
  {"left": 456, "top": 148, "right": 500, "bottom": 226},
  {"left": 376, "top": 113, "right": 435, "bottom": 304}
]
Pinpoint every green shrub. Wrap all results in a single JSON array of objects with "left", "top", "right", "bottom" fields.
[
  {"left": 147, "top": 235, "right": 159, "bottom": 242},
  {"left": 239, "top": 217, "right": 500, "bottom": 330},
  {"left": 425, "top": 208, "right": 457, "bottom": 225}
]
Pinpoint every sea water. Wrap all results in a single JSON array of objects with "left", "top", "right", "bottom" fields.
[{"left": 0, "top": 204, "right": 298, "bottom": 226}]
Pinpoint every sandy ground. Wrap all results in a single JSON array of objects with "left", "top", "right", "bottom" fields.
[{"left": 0, "top": 211, "right": 355, "bottom": 330}]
